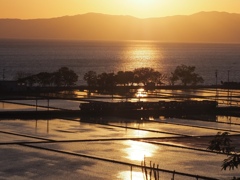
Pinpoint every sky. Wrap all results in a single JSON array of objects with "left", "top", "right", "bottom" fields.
[{"left": 1, "top": 0, "right": 240, "bottom": 19}]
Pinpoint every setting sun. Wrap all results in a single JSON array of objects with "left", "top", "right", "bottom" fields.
[
  {"left": 128, "top": 0, "right": 157, "bottom": 8},
  {"left": 122, "top": 0, "right": 161, "bottom": 19}
]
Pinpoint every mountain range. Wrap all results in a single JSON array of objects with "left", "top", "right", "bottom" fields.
[{"left": 1, "top": 11, "right": 240, "bottom": 43}]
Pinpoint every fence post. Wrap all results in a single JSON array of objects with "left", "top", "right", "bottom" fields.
[
  {"left": 35, "top": 97, "right": 38, "bottom": 111},
  {"left": 171, "top": 170, "right": 175, "bottom": 180},
  {"left": 130, "top": 165, "right": 132, "bottom": 180}
]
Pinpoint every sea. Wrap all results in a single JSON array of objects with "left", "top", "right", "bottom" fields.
[{"left": 0, "top": 39, "right": 240, "bottom": 85}]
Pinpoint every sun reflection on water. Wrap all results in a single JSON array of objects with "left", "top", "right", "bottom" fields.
[
  {"left": 117, "top": 171, "right": 145, "bottom": 180},
  {"left": 123, "top": 140, "right": 158, "bottom": 162},
  {"left": 131, "top": 48, "right": 153, "bottom": 60},
  {"left": 133, "top": 129, "right": 148, "bottom": 137},
  {"left": 123, "top": 43, "right": 163, "bottom": 70},
  {"left": 135, "top": 88, "right": 147, "bottom": 98}
]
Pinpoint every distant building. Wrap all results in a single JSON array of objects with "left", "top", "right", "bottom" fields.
[{"left": 0, "top": 81, "right": 26, "bottom": 92}]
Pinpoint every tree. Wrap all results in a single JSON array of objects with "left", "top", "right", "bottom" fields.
[
  {"left": 171, "top": 64, "right": 204, "bottom": 86},
  {"left": 35, "top": 72, "right": 53, "bottom": 86},
  {"left": 15, "top": 67, "right": 78, "bottom": 87},
  {"left": 83, "top": 71, "right": 97, "bottom": 86},
  {"left": 133, "top": 67, "right": 154, "bottom": 85},
  {"left": 169, "top": 72, "right": 178, "bottom": 86},
  {"left": 124, "top": 71, "right": 134, "bottom": 85},
  {"left": 18, "top": 75, "right": 37, "bottom": 87},
  {"left": 208, "top": 132, "right": 240, "bottom": 179},
  {"left": 133, "top": 67, "right": 164, "bottom": 86},
  {"left": 97, "top": 72, "right": 116, "bottom": 87},
  {"left": 116, "top": 71, "right": 134, "bottom": 86},
  {"left": 105, "top": 72, "right": 116, "bottom": 87},
  {"left": 207, "top": 132, "right": 234, "bottom": 154},
  {"left": 55, "top": 67, "right": 78, "bottom": 86},
  {"left": 14, "top": 71, "right": 32, "bottom": 81},
  {"left": 151, "top": 71, "right": 167, "bottom": 86}
]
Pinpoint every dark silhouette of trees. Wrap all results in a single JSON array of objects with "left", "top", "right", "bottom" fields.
[
  {"left": 151, "top": 71, "right": 167, "bottom": 86},
  {"left": 82, "top": 65, "right": 205, "bottom": 87},
  {"left": 16, "top": 65, "right": 206, "bottom": 88},
  {"left": 84, "top": 71, "right": 97, "bottom": 87},
  {"left": 55, "top": 67, "right": 78, "bottom": 86},
  {"left": 35, "top": 72, "right": 53, "bottom": 86},
  {"left": 208, "top": 132, "right": 235, "bottom": 155},
  {"left": 17, "top": 75, "right": 36, "bottom": 87},
  {"left": 208, "top": 132, "right": 240, "bottom": 179},
  {"left": 133, "top": 67, "right": 157, "bottom": 85},
  {"left": 133, "top": 67, "right": 166, "bottom": 86},
  {"left": 82, "top": 66, "right": 205, "bottom": 87},
  {"left": 170, "top": 64, "right": 204, "bottom": 86},
  {"left": 14, "top": 71, "right": 32, "bottom": 81},
  {"left": 116, "top": 71, "right": 134, "bottom": 86},
  {"left": 169, "top": 72, "right": 178, "bottom": 86},
  {"left": 97, "top": 72, "right": 116, "bottom": 87},
  {"left": 124, "top": 71, "right": 135, "bottom": 85},
  {"left": 16, "top": 67, "right": 78, "bottom": 87},
  {"left": 83, "top": 68, "right": 167, "bottom": 87}
]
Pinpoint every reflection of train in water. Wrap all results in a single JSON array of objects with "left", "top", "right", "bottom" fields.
[{"left": 79, "top": 100, "right": 218, "bottom": 115}]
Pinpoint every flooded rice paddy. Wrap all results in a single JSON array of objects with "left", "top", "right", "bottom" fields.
[{"left": 1, "top": 88, "right": 240, "bottom": 179}]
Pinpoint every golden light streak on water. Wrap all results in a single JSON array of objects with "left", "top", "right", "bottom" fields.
[
  {"left": 123, "top": 140, "right": 158, "bottom": 162},
  {"left": 117, "top": 171, "right": 145, "bottom": 180},
  {"left": 135, "top": 88, "right": 147, "bottom": 98},
  {"left": 123, "top": 43, "right": 163, "bottom": 70}
]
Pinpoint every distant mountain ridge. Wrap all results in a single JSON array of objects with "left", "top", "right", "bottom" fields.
[{"left": 1, "top": 11, "right": 240, "bottom": 43}]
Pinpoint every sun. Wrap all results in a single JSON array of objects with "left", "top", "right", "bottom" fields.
[
  {"left": 129, "top": 0, "right": 156, "bottom": 8},
  {"left": 124, "top": 0, "right": 161, "bottom": 18}
]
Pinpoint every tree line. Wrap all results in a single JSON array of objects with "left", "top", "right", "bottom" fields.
[
  {"left": 15, "top": 64, "right": 204, "bottom": 87},
  {"left": 16, "top": 67, "right": 78, "bottom": 87},
  {"left": 84, "top": 65, "right": 204, "bottom": 87}
]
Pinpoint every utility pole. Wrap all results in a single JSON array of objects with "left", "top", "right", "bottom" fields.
[
  {"left": 227, "top": 70, "right": 230, "bottom": 83},
  {"left": 215, "top": 70, "right": 218, "bottom": 86},
  {"left": 35, "top": 97, "right": 38, "bottom": 112},
  {"left": 215, "top": 70, "right": 218, "bottom": 101}
]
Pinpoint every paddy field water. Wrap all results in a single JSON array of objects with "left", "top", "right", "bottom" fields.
[{"left": 1, "top": 90, "right": 240, "bottom": 179}]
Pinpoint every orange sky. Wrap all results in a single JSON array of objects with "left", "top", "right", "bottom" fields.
[{"left": 1, "top": 0, "right": 240, "bottom": 19}]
